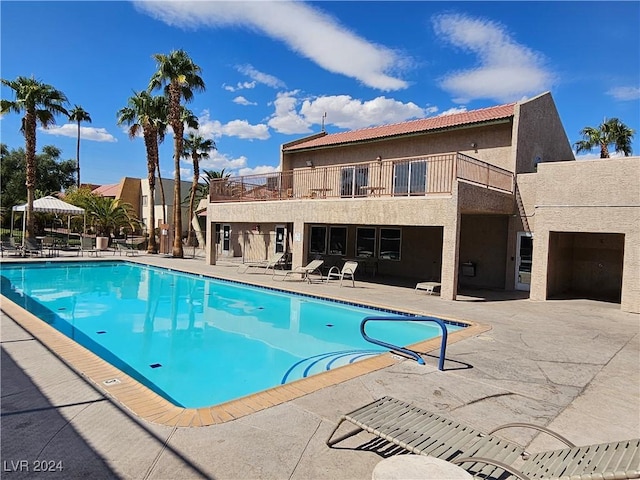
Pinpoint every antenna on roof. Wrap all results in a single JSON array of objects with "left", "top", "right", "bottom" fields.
[{"left": 321, "top": 112, "right": 327, "bottom": 132}]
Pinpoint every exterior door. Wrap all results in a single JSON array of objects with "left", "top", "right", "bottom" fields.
[
  {"left": 222, "top": 224, "right": 231, "bottom": 253},
  {"left": 516, "top": 232, "right": 533, "bottom": 291},
  {"left": 275, "top": 225, "right": 286, "bottom": 253}
]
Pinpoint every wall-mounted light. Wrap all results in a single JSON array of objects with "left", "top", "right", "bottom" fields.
[
  {"left": 376, "top": 156, "right": 382, "bottom": 162},
  {"left": 305, "top": 160, "right": 314, "bottom": 168},
  {"left": 470, "top": 142, "right": 478, "bottom": 149}
]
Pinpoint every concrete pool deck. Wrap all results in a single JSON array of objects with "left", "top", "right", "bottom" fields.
[{"left": 1, "top": 252, "right": 639, "bottom": 479}]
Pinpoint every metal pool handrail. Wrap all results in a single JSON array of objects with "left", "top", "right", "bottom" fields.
[{"left": 360, "top": 316, "right": 449, "bottom": 370}]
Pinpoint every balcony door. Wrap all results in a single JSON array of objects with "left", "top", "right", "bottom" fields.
[
  {"left": 394, "top": 160, "right": 427, "bottom": 195},
  {"left": 341, "top": 166, "right": 369, "bottom": 197}
]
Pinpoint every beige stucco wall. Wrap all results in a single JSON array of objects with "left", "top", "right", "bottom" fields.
[
  {"left": 525, "top": 157, "right": 640, "bottom": 313},
  {"left": 282, "top": 123, "right": 514, "bottom": 173},
  {"left": 459, "top": 215, "right": 509, "bottom": 289},
  {"left": 512, "top": 92, "right": 575, "bottom": 174}
]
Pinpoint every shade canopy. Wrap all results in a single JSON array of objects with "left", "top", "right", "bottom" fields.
[{"left": 12, "top": 196, "right": 85, "bottom": 215}]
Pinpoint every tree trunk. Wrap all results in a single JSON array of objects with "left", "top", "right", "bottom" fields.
[
  {"left": 24, "top": 111, "right": 37, "bottom": 240},
  {"left": 186, "top": 153, "right": 199, "bottom": 247},
  {"left": 76, "top": 120, "right": 81, "bottom": 187}
]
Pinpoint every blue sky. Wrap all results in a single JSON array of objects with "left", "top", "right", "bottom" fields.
[{"left": 2, "top": 1, "right": 639, "bottom": 186}]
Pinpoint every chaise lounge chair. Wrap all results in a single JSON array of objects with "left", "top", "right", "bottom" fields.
[
  {"left": 326, "top": 396, "right": 640, "bottom": 480},
  {"left": 326, "top": 261, "right": 358, "bottom": 287},
  {"left": 275, "top": 259, "right": 324, "bottom": 283},
  {"left": 23, "top": 237, "right": 43, "bottom": 257},
  {"left": 116, "top": 242, "right": 139, "bottom": 256},
  {"left": 81, "top": 237, "right": 101, "bottom": 257},
  {"left": 1, "top": 238, "right": 23, "bottom": 257},
  {"left": 238, "top": 252, "right": 286, "bottom": 274}
]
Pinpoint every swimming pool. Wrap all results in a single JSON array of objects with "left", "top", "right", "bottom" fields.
[{"left": 1, "top": 261, "right": 463, "bottom": 408}]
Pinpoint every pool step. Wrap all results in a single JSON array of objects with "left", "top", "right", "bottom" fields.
[{"left": 281, "top": 349, "right": 382, "bottom": 384}]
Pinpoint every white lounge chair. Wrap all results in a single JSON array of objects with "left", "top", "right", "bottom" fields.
[
  {"left": 276, "top": 259, "right": 324, "bottom": 283},
  {"left": 238, "top": 252, "right": 286, "bottom": 274},
  {"left": 326, "top": 261, "right": 358, "bottom": 287},
  {"left": 415, "top": 281, "right": 441, "bottom": 295}
]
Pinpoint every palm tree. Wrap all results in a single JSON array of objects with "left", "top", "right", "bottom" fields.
[
  {"left": 84, "top": 195, "right": 139, "bottom": 241},
  {"left": 117, "top": 91, "right": 168, "bottom": 253},
  {"left": 68, "top": 105, "right": 92, "bottom": 187},
  {"left": 182, "top": 133, "right": 216, "bottom": 246},
  {"left": 149, "top": 50, "right": 205, "bottom": 258},
  {"left": 574, "top": 118, "right": 635, "bottom": 158},
  {"left": 1, "top": 76, "right": 68, "bottom": 239}
]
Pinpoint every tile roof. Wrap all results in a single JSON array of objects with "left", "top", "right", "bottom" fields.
[
  {"left": 283, "top": 102, "right": 516, "bottom": 151},
  {"left": 92, "top": 183, "right": 120, "bottom": 197}
]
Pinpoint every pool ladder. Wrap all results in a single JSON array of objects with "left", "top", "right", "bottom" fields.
[{"left": 360, "top": 316, "right": 449, "bottom": 371}]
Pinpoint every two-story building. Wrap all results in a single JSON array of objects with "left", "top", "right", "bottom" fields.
[{"left": 204, "top": 91, "right": 639, "bottom": 313}]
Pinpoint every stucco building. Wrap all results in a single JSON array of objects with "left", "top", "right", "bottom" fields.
[{"left": 204, "top": 92, "right": 639, "bottom": 313}]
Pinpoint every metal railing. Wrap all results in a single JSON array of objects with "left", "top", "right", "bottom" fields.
[
  {"left": 210, "top": 153, "right": 513, "bottom": 203},
  {"left": 359, "top": 315, "right": 450, "bottom": 371}
]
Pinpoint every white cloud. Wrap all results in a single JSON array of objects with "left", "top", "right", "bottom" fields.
[
  {"left": 267, "top": 91, "right": 313, "bottom": 135},
  {"left": 237, "top": 165, "right": 279, "bottom": 176},
  {"left": 236, "top": 64, "right": 286, "bottom": 89},
  {"left": 196, "top": 110, "right": 270, "bottom": 140},
  {"left": 432, "top": 13, "right": 554, "bottom": 103},
  {"left": 607, "top": 86, "right": 640, "bottom": 101},
  {"left": 300, "top": 94, "right": 425, "bottom": 130},
  {"left": 135, "top": 0, "right": 409, "bottom": 91},
  {"left": 42, "top": 124, "right": 117, "bottom": 142},
  {"left": 439, "top": 106, "right": 467, "bottom": 116},
  {"left": 223, "top": 81, "right": 256, "bottom": 92},
  {"left": 233, "top": 96, "right": 257, "bottom": 106},
  {"left": 266, "top": 91, "right": 429, "bottom": 133}
]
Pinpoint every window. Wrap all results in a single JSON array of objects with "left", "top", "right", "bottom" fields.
[
  {"left": 379, "top": 228, "right": 401, "bottom": 260},
  {"left": 394, "top": 160, "right": 427, "bottom": 195},
  {"left": 328, "top": 227, "right": 347, "bottom": 255},
  {"left": 309, "top": 226, "right": 327, "bottom": 254},
  {"left": 356, "top": 227, "right": 376, "bottom": 258},
  {"left": 142, "top": 195, "right": 148, "bottom": 207},
  {"left": 341, "top": 166, "right": 369, "bottom": 197}
]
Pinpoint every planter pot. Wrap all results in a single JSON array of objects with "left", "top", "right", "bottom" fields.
[{"left": 96, "top": 236, "right": 109, "bottom": 250}]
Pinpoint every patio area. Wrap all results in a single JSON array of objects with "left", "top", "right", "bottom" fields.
[{"left": 1, "top": 251, "right": 639, "bottom": 479}]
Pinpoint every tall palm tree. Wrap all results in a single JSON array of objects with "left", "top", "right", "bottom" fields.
[
  {"left": 68, "top": 105, "right": 92, "bottom": 187},
  {"left": 182, "top": 133, "right": 216, "bottom": 246},
  {"left": 117, "top": 91, "right": 168, "bottom": 253},
  {"left": 149, "top": 49, "right": 205, "bottom": 258},
  {"left": 1, "top": 76, "right": 68, "bottom": 239},
  {"left": 574, "top": 118, "right": 635, "bottom": 158}
]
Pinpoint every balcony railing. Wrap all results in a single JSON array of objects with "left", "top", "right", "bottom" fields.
[{"left": 209, "top": 153, "right": 513, "bottom": 203}]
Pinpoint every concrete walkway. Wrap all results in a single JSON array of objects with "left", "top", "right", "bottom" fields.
[{"left": 1, "top": 252, "right": 638, "bottom": 479}]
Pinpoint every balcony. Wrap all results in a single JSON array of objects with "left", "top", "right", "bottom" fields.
[{"left": 209, "top": 153, "right": 513, "bottom": 203}]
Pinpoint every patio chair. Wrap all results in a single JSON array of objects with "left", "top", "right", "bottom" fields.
[
  {"left": 1, "top": 238, "right": 22, "bottom": 257},
  {"left": 23, "top": 237, "right": 43, "bottom": 257},
  {"left": 326, "top": 261, "right": 358, "bottom": 287},
  {"left": 326, "top": 396, "right": 640, "bottom": 480},
  {"left": 238, "top": 252, "right": 286, "bottom": 274},
  {"left": 81, "top": 236, "right": 101, "bottom": 257},
  {"left": 116, "top": 242, "right": 139, "bottom": 256},
  {"left": 275, "top": 259, "right": 324, "bottom": 283}
]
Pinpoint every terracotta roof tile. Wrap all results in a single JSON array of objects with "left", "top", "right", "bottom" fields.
[
  {"left": 92, "top": 183, "right": 120, "bottom": 197},
  {"left": 284, "top": 102, "right": 516, "bottom": 151}
]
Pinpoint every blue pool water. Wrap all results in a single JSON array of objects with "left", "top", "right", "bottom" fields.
[{"left": 1, "top": 261, "right": 463, "bottom": 408}]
